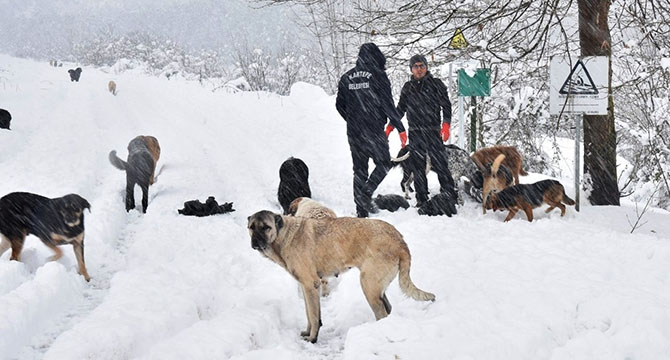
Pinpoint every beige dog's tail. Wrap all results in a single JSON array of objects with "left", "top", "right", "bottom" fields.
[
  {"left": 108, "top": 150, "right": 127, "bottom": 170},
  {"left": 398, "top": 249, "right": 435, "bottom": 301}
]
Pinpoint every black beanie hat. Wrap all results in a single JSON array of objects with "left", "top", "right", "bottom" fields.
[{"left": 409, "top": 54, "right": 428, "bottom": 69}]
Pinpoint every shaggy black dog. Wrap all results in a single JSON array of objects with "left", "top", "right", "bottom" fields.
[
  {"left": 178, "top": 197, "right": 235, "bottom": 217},
  {"left": 68, "top": 67, "right": 82, "bottom": 82},
  {"left": 374, "top": 194, "right": 410, "bottom": 212},
  {"left": 418, "top": 192, "right": 458, "bottom": 217},
  {"left": 0, "top": 108, "right": 10, "bottom": 130},
  {"left": 0, "top": 192, "right": 92, "bottom": 281},
  {"left": 278, "top": 157, "right": 311, "bottom": 215},
  {"left": 392, "top": 144, "right": 484, "bottom": 203}
]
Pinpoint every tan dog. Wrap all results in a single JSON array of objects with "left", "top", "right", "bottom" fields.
[
  {"left": 288, "top": 197, "right": 336, "bottom": 219},
  {"left": 108, "top": 80, "right": 117, "bottom": 95},
  {"left": 472, "top": 146, "right": 527, "bottom": 185},
  {"left": 288, "top": 197, "right": 337, "bottom": 296},
  {"left": 486, "top": 179, "right": 575, "bottom": 222},
  {"left": 109, "top": 135, "right": 161, "bottom": 212},
  {"left": 247, "top": 210, "right": 435, "bottom": 343}
]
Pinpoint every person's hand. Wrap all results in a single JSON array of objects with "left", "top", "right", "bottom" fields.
[
  {"left": 399, "top": 131, "right": 407, "bottom": 148},
  {"left": 441, "top": 123, "right": 450, "bottom": 142},
  {"left": 385, "top": 124, "right": 394, "bottom": 138}
]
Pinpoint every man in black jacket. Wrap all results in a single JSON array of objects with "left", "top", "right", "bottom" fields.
[
  {"left": 393, "top": 54, "right": 457, "bottom": 210},
  {"left": 336, "top": 43, "right": 407, "bottom": 218}
]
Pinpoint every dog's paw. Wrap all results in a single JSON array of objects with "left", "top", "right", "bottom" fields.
[{"left": 301, "top": 334, "right": 318, "bottom": 344}]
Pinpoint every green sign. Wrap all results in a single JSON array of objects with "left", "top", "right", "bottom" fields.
[{"left": 458, "top": 68, "right": 491, "bottom": 96}]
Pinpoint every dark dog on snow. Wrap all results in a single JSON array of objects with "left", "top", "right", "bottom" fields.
[
  {"left": 417, "top": 192, "right": 458, "bottom": 217},
  {"left": 0, "top": 108, "right": 11, "bottom": 130},
  {"left": 109, "top": 135, "right": 161, "bottom": 213},
  {"left": 392, "top": 144, "right": 482, "bottom": 203},
  {"left": 178, "top": 197, "right": 235, "bottom": 217},
  {"left": 278, "top": 157, "right": 311, "bottom": 215},
  {"left": 0, "top": 192, "right": 92, "bottom": 281},
  {"left": 68, "top": 67, "right": 82, "bottom": 82},
  {"left": 374, "top": 194, "right": 410, "bottom": 212},
  {"left": 486, "top": 179, "right": 575, "bottom": 222}
]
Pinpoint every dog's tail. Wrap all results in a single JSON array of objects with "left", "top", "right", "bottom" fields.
[
  {"left": 108, "top": 150, "right": 127, "bottom": 170},
  {"left": 562, "top": 188, "right": 576, "bottom": 205},
  {"left": 391, "top": 151, "right": 410, "bottom": 163},
  {"left": 398, "top": 247, "right": 435, "bottom": 302},
  {"left": 491, "top": 154, "right": 506, "bottom": 176}
]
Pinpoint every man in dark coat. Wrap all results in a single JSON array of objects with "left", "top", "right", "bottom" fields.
[
  {"left": 336, "top": 43, "right": 407, "bottom": 218},
  {"left": 394, "top": 54, "right": 457, "bottom": 210}
]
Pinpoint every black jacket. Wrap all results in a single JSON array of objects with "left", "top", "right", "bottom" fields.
[
  {"left": 336, "top": 43, "right": 405, "bottom": 138},
  {"left": 397, "top": 72, "right": 451, "bottom": 132}
]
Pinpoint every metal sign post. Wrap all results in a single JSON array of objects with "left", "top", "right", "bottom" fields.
[
  {"left": 550, "top": 56, "right": 608, "bottom": 212},
  {"left": 575, "top": 115, "right": 581, "bottom": 212}
]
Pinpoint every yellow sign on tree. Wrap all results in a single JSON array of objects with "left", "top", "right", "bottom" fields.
[{"left": 449, "top": 28, "right": 468, "bottom": 49}]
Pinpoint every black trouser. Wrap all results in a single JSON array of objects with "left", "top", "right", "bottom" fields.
[
  {"left": 348, "top": 133, "right": 391, "bottom": 213},
  {"left": 409, "top": 129, "right": 457, "bottom": 203}
]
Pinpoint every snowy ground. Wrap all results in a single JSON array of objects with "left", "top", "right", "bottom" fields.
[{"left": 1, "top": 55, "right": 669, "bottom": 360}]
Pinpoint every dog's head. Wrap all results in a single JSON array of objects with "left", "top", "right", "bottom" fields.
[
  {"left": 247, "top": 210, "right": 284, "bottom": 251},
  {"left": 279, "top": 157, "right": 309, "bottom": 182},
  {"left": 55, "top": 194, "right": 91, "bottom": 227}
]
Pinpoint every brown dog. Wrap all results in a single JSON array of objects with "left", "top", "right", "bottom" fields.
[
  {"left": 486, "top": 179, "right": 575, "bottom": 222},
  {"left": 109, "top": 136, "right": 161, "bottom": 212},
  {"left": 472, "top": 146, "right": 527, "bottom": 185},
  {"left": 108, "top": 80, "right": 117, "bottom": 95},
  {"left": 247, "top": 210, "right": 435, "bottom": 343}
]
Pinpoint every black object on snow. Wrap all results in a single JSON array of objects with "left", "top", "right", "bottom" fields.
[
  {"left": 374, "top": 194, "right": 410, "bottom": 212},
  {"left": 418, "top": 192, "right": 458, "bottom": 217},
  {"left": 178, "top": 196, "right": 234, "bottom": 217}
]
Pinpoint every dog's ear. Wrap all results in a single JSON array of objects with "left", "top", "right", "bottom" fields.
[
  {"left": 76, "top": 196, "right": 91, "bottom": 212},
  {"left": 275, "top": 214, "right": 284, "bottom": 231}
]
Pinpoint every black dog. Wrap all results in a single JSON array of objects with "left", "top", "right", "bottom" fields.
[
  {"left": 393, "top": 144, "right": 490, "bottom": 203},
  {"left": 178, "top": 197, "right": 235, "bottom": 217},
  {"left": 374, "top": 194, "right": 410, "bottom": 212},
  {"left": 0, "top": 108, "right": 11, "bottom": 130},
  {"left": 0, "top": 192, "right": 91, "bottom": 281},
  {"left": 418, "top": 192, "right": 458, "bottom": 217},
  {"left": 68, "top": 67, "right": 82, "bottom": 82},
  {"left": 278, "top": 157, "right": 311, "bottom": 215}
]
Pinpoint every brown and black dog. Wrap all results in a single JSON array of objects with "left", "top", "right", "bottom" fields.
[
  {"left": 0, "top": 192, "right": 92, "bottom": 281},
  {"left": 109, "top": 136, "right": 161, "bottom": 212},
  {"left": 486, "top": 179, "right": 575, "bottom": 222},
  {"left": 472, "top": 146, "right": 527, "bottom": 185}
]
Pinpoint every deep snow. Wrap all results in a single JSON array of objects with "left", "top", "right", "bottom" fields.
[{"left": 1, "top": 55, "right": 669, "bottom": 360}]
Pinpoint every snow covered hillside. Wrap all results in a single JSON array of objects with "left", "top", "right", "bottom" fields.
[{"left": 1, "top": 55, "right": 669, "bottom": 360}]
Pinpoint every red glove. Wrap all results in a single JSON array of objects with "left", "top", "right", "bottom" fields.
[
  {"left": 384, "top": 124, "right": 394, "bottom": 138},
  {"left": 441, "top": 123, "right": 450, "bottom": 142},
  {"left": 399, "top": 131, "right": 407, "bottom": 148}
]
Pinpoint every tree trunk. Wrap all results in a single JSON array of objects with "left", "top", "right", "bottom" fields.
[{"left": 579, "top": 0, "right": 619, "bottom": 205}]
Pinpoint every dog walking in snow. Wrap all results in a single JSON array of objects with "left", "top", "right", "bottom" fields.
[{"left": 109, "top": 136, "right": 161, "bottom": 213}]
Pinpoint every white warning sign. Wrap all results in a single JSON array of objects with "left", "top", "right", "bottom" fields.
[{"left": 550, "top": 56, "right": 608, "bottom": 115}]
